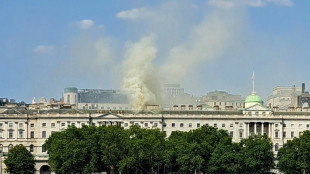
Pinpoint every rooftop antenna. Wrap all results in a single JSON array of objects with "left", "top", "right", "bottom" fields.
[{"left": 251, "top": 72, "right": 255, "bottom": 94}]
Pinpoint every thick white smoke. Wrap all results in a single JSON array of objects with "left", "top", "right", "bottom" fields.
[
  {"left": 122, "top": 35, "right": 162, "bottom": 110},
  {"left": 160, "top": 8, "right": 239, "bottom": 82}
]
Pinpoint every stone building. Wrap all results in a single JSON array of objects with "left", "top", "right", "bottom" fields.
[{"left": 0, "top": 91, "right": 310, "bottom": 173}]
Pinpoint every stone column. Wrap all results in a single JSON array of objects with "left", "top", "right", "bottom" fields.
[
  {"left": 254, "top": 122, "right": 257, "bottom": 135},
  {"left": 268, "top": 122, "right": 271, "bottom": 137},
  {"left": 261, "top": 122, "right": 264, "bottom": 135}
]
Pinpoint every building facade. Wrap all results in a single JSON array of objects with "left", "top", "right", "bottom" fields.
[{"left": 1, "top": 92, "right": 310, "bottom": 173}]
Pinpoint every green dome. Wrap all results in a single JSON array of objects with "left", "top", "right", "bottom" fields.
[{"left": 245, "top": 93, "right": 263, "bottom": 104}]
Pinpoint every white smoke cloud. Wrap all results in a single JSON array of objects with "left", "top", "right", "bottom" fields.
[
  {"left": 116, "top": 8, "right": 148, "bottom": 20},
  {"left": 33, "top": 45, "right": 54, "bottom": 55},
  {"left": 160, "top": 8, "right": 241, "bottom": 82},
  {"left": 76, "top": 19, "right": 95, "bottom": 30},
  {"left": 267, "top": 0, "right": 293, "bottom": 6},
  {"left": 122, "top": 35, "right": 162, "bottom": 110},
  {"left": 207, "top": 0, "right": 293, "bottom": 8}
]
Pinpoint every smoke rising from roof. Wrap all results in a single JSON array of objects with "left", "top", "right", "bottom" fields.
[{"left": 122, "top": 35, "right": 163, "bottom": 110}]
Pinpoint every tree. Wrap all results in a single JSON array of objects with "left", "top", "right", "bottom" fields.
[
  {"left": 4, "top": 145, "right": 35, "bottom": 174},
  {"left": 239, "top": 135, "right": 275, "bottom": 174},
  {"left": 207, "top": 142, "right": 244, "bottom": 174},
  {"left": 44, "top": 126, "right": 105, "bottom": 174},
  {"left": 278, "top": 130, "right": 310, "bottom": 174},
  {"left": 165, "top": 125, "right": 233, "bottom": 173},
  {"left": 119, "top": 125, "right": 166, "bottom": 174},
  {"left": 98, "top": 125, "right": 128, "bottom": 174}
]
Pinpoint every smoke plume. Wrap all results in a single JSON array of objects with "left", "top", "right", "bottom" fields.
[{"left": 122, "top": 35, "right": 162, "bottom": 110}]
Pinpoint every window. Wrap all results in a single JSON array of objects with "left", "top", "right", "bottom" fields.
[
  {"left": 154, "top": 123, "right": 158, "bottom": 127},
  {"left": 230, "top": 131, "right": 233, "bottom": 137},
  {"left": 61, "top": 123, "right": 65, "bottom": 127},
  {"left": 81, "top": 123, "right": 86, "bottom": 126},
  {"left": 71, "top": 123, "right": 76, "bottom": 127},
  {"left": 275, "top": 131, "right": 279, "bottom": 138},
  {"left": 307, "top": 124, "right": 310, "bottom": 129},
  {"left": 124, "top": 123, "right": 129, "bottom": 127},
  {"left": 214, "top": 123, "right": 217, "bottom": 128},
  {"left": 283, "top": 124, "right": 286, "bottom": 128},
  {"left": 30, "top": 131, "right": 34, "bottom": 138},
  {"left": 0, "top": 123, "right": 2, "bottom": 128},
  {"left": 9, "top": 123, "right": 13, "bottom": 128},
  {"left": 0, "top": 131, "right": 2, "bottom": 138},
  {"left": 144, "top": 123, "right": 148, "bottom": 127},
  {"left": 42, "top": 123, "right": 46, "bottom": 127},
  {"left": 255, "top": 112, "right": 259, "bottom": 116},
  {"left": 67, "top": 94, "right": 70, "bottom": 103},
  {"left": 197, "top": 123, "right": 200, "bottom": 128},
  {"left": 291, "top": 124, "right": 294, "bottom": 128},
  {"left": 19, "top": 130, "right": 23, "bottom": 138},
  {"left": 180, "top": 123, "right": 184, "bottom": 127},
  {"left": 8, "top": 144, "right": 13, "bottom": 151},
  {"left": 291, "top": 131, "right": 294, "bottom": 138},
  {"left": 275, "top": 143, "right": 279, "bottom": 151},
  {"left": 51, "top": 131, "right": 55, "bottom": 134},
  {"left": 9, "top": 130, "right": 13, "bottom": 139},
  {"left": 283, "top": 131, "right": 286, "bottom": 138},
  {"left": 30, "top": 145, "right": 34, "bottom": 152},
  {"left": 222, "top": 123, "right": 225, "bottom": 127},
  {"left": 30, "top": 123, "right": 34, "bottom": 128},
  {"left": 275, "top": 124, "right": 278, "bottom": 128},
  {"left": 42, "top": 145, "right": 46, "bottom": 152},
  {"left": 172, "top": 123, "right": 175, "bottom": 127},
  {"left": 101, "top": 107, "right": 104, "bottom": 109},
  {"left": 189, "top": 123, "right": 192, "bottom": 128},
  {"left": 230, "top": 123, "right": 234, "bottom": 128},
  {"left": 42, "top": 131, "right": 46, "bottom": 138},
  {"left": 239, "top": 123, "right": 243, "bottom": 128},
  {"left": 239, "top": 131, "right": 243, "bottom": 138},
  {"left": 299, "top": 124, "right": 302, "bottom": 128},
  {"left": 51, "top": 123, "right": 55, "bottom": 127},
  {"left": 19, "top": 123, "right": 23, "bottom": 128}
]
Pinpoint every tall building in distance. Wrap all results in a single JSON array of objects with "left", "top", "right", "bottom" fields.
[
  {"left": 63, "top": 87, "right": 130, "bottom": 110},
  {"left": 202, "top": 91, "right": 244, "bottom": 110},
  {"left": 267, "top": 84, "right": 302, "bottom": 110},
  {"left": 163, "top": 84, "right": 198, "bottom": 108}
]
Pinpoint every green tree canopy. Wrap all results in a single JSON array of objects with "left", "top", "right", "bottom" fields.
[
  {"left": 278, "top": 130, "right": 310, "bottom": 174},
  {"left": 4, "top": 145, "right": 35, "bottom": 174},
  {"left": 240, "top": 135, "right": 275, "bottom": 174},
  {"left": 119, "top": 125, "right": 166, "bottom": 174},
  {"left": 44, "top": 126, "right": 105, "bottom": 174}
]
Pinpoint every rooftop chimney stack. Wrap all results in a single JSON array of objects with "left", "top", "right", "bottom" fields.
[{"left": 302, "top": 83, "right": 305, "bottom": 94}]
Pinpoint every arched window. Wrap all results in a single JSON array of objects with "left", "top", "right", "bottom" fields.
[
  {"left": 30, "top": 144, "right": 34, "bottom": 152},
  {"left": 275, "top": 143, "right": 279, "bottom": 151},
  {"left": 8, "top": 144, "right": 13, "bottom": 151}
]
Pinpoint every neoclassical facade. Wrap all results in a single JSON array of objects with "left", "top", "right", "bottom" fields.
[{"left": 0, "top": 93, "right": 310, "bottom": 173}]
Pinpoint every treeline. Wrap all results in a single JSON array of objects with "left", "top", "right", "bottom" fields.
[{"left": 45, "top": 125, "right": 276, "bottom": 174}]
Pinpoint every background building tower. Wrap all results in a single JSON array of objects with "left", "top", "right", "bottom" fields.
[{"left": 63, "top": 87, "right": 78, "bottom": 105}]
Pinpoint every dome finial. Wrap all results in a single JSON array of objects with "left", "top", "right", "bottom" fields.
[{"left": 251, "top": 71, "right": 255, "bottom": 94}]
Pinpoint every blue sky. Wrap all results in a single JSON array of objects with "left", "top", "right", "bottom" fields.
[{"left": 0, "top": 0, "right": 309, "bottom": 103}]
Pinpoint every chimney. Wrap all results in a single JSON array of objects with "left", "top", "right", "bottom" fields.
[
  {"left": 181, "top": 105, "right": 186, "bottom": 110},
  {"left": 189, "top": 105, "right": 193, "bottom": 110},
  {"left": 302, "top": 83, "right": 305, "bottom": 93},
  {"left": 173, "top": 105, "right": 178, "bottom": 110}
]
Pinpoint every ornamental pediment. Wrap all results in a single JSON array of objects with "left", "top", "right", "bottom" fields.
[
  {"left": 244, "top": 104, "right": 271, "bottom": 111},
  {"left": 97, "top": 113, "right": 122, "bottom": 119}
]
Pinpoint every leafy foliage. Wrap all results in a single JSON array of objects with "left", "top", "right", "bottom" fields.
[
  {"left": 239, "top": 135, "right": 275, "bottom": 174},
  {"left": 4, "top": 145, "right": 35, "bottom": 174},
  {"left": 278, "top": 130, "right": 310, "bottom": 174},
  {"left": 44, "top": 124, "right": 276, "bottom": 174}
]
